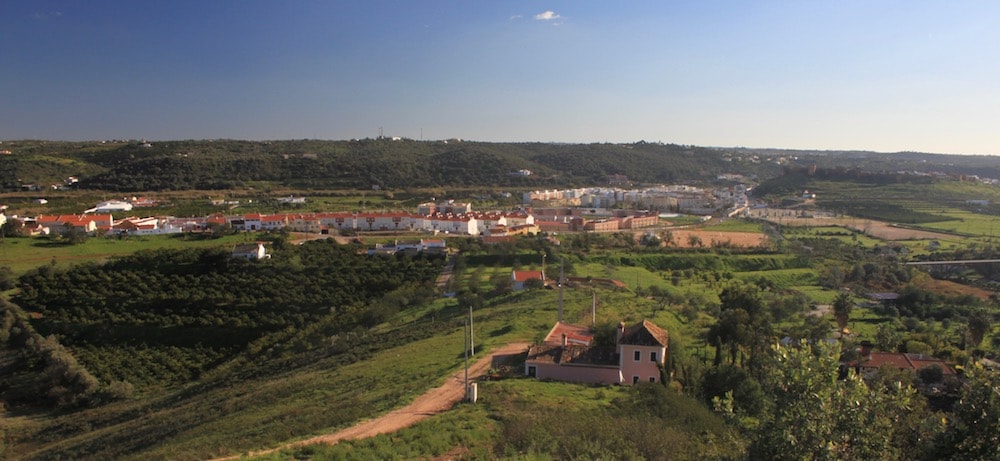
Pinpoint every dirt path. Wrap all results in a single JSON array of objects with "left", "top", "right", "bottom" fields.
[{"left": 220, "top": 342, "right": 530, "bottom": 460}]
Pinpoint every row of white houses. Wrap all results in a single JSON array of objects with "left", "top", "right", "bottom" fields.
[
  {"left": 7, "top": 210, "right": 537, "bottom": 237},
  {"left": 227, "top": 210, "right": 534, "bottom": 236}
]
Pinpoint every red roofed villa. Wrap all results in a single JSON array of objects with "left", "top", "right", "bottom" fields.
[
  {"left": 525, "top": 319, "right": 669, "bottom": 385},
  {"left": 851, "top": 343, "right": 955, "bottom": 378}
]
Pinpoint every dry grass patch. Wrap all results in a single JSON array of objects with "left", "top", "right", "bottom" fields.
[{"left": 669, "top": 230, "right": 767, "bottom": 248}]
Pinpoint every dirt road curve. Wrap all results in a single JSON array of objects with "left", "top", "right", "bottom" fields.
[{"left": 219, "top": 342, "right": 530, "bottom": 460}]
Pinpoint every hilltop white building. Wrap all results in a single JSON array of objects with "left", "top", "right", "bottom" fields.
[{"left": 87, "top": 200, "right": 133, "bottom": 213}]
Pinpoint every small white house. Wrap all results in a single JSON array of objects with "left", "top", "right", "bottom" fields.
[
  {"left": 277, "top": 196, "right": 307, "bottom": 204},
  {"left": 232, "top": 243, "right": 270, "bottom": 260}
]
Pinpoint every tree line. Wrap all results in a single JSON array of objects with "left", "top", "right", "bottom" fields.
[{"left": 0, "top": 139, "right": 763, "bottom": 192}]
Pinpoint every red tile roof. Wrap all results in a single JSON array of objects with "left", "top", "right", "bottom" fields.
[
  {"left": 620, "top": 320, "right": 669, "bottom": 347},
  {"left": 543, "top": 322, "right": 595, "bottom": 346},
  {"left": 512, "top": 270, "right": 544, "bottom": 282},
  {"left": 37, "top": 214, "right": 103, "bottom": 228},
  {"left": 859, "top": 352, "right": 955, "bottom": 375}
]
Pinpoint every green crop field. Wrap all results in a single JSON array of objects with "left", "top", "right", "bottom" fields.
[
  {"left": 781, "top": 225, "right": 883, "bottom": 248},
  {"left": 904, "top": 208, "right": 1000, "bottom": 238},
  {"left": 703, "top": 219, "right": 764, "bottom": 233},
  {"left": 0, "top": 233, "right": 249, "bottom": 274},
  {"left": 792, "top": 285, "right": 840, "bottom": 305},
  {"left": 733, "top": 268, "right": 817, "bottom": 289}
]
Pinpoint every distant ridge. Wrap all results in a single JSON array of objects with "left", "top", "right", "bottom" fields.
[{"left": 0, "top": 139, "right": 997, "bottom": 192}]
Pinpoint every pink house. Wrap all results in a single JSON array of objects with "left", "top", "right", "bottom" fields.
[
  {"left": 524, "top": 320, "right": 669, "bottom": 385},
  {"left": 618, "top": 320, "right": 670, "bottom": 384}
]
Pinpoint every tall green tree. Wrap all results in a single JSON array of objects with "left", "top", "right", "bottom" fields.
[
  {"left": 708, "top": 284, "right": 772, "bottom": 373},
  {"left": 933, "top": 366, "right": 1000, "bottom": 460},
  {"left": 875, "top": 322, "right": 903, "bottom": 352},
  {"left": 748, "top": 341, "right": 930, "bottom": 461}
]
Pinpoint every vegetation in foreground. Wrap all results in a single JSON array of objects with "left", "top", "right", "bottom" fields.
[{"left": 265, "top": 381, "right": 743, "bottom": 461}]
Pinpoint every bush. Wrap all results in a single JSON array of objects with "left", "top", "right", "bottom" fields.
[
  {"left": 918, "top": 365, "right": 943, "bottom": 384},
  {"left": 904, "top": 340, "right": 932, "bottom": 356},
  {"left": 104, "top": 380, "right": 135, "bottom": 400}
]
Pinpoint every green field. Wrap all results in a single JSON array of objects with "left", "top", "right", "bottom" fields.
[
  {"left": 780, "top": 225, "right": 882, "bottom": 247},
  {"left": 903, "top": 207, "right": 1000, "bottom": 238},
  {"left": 703, "top": 219, "right": 764, "bottom": 233},
  {"left": 0, "top": 233, "right": 249, "bottom": 274}
]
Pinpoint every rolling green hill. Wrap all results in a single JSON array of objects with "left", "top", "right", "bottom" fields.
[
  {"left": 0, "top": 139, "right": 759, "bottom": 192},
  {"left": 5, "top": 139, "right": 1000, "bottom": 194}
]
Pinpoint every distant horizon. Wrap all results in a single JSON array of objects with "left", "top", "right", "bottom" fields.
[
  {"left": 3, "top": 137, "right": 996, "bottom": 158},
  {"left": 3, "top": 2, "right": 999, "bottom": 156}
]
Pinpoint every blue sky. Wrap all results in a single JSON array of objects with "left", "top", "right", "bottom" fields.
[{"left": 2, "top": 1, "right": 999, "bottom": 154}]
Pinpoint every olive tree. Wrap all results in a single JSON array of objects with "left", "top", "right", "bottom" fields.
[{"left": 747, "top": 341, "right": 930, "bottom": 461}]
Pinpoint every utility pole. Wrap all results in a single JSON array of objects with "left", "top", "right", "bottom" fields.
[
  {"left": 558, "top": 259, "right": 564, "bottom": 323},
  {"left": 592, "top": 289, "right": 597, "bottom": 325},
  {"left": 469, "top": 304, "right": 474, "bottom": 356},
  {"left": 464, "top": 317, "right": 469, "bottom": 402}
]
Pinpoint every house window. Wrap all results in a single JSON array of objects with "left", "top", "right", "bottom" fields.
[
  {"left": 527, "top": 366, "right": 536, "bottom": 378},
  {"left": 650, "top": 351, "right": 657, "bottom": 362},
  {"left": 632, "top": 376, "right": 639, "bottom": 384},
  {"left": 649, "top": 377, "right": 656, "bottom": 383},
  {"left": 633, "top": 350, "right": 640, "bottom": 361}
]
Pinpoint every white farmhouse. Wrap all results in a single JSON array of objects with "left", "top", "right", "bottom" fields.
[{"left": 232, "top": 243, "right": 270, "bottom": 260}]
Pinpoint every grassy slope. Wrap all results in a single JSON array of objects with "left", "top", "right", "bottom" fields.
[
  {"left": 4, "top": 288, "right": 557, "bottom": 459},
  {"left": 808, "top": 179, "right": 999, "bottom": 239},
  {"left": 260, "top": 379, "right": 742, "bottom": 461},
  {"left": 5, "top": 269, "right": 712, "bottom": 460}
]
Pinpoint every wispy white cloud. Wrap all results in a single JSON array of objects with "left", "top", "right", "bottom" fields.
[
  {"left": 534, "top": 11, "right": 560, "bottom": 21},
  {"left": 509, "top": 14, "right": 523, "bottom": 21},
  {"left": 32, "top": 11, "right": 63, "bottom": 20}
]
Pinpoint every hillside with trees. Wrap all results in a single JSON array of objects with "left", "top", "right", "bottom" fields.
[
  {"left": 2, "top": 239, "right": 443, "bottom": 408},
  {"left": 0, "top": 139, "right": 754, "bottom": 192},
  {"left": 6, "top": 139, "right": 1000, "bottom": 194}
]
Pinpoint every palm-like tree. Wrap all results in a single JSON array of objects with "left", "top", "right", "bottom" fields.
[
  {"left": 833, "top": 292, "right": 853, "bottom": 333},
  {"left": 968, "top": 310, "right": 991, "bottom": 348}
]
